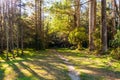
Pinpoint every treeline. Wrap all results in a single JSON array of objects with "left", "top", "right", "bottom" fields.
[
  {"left": 45, "top": 0, "right": 120, "bottom": 57},
  {"left": 0, "top": 0, "right": 23, "bottom": 59},
  {"left": 0, "top": 0, "right": 120, "bottom": 59},
  {"left": 0, "top": 0, "right": 44, "bottom": 59}
]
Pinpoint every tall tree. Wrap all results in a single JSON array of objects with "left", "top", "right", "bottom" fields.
[
  {"left": 74, "top": 0, "right": 80, "bottom": 28},
  {"left": 5, "top": 0, "right": 9, "bottom": 60},
  {"left": 89, "top": 0, "right": 96, "bottom": 51},
  {"left": 111, "top": 0, "right": 116, "bottom": 27},
  {"left": 35, "top": 0, "right": 45, "bottom": 50},
  {"left": 119, "top": 0, "right": 120, "bottom": 28},
  {"left": 19, "top": 0, "right": 24, "bottom": 55},
  {"left": 0, "top": 0, "right": 2, "bottom": 53},
  {"left": 101, "top": 0, "right": 107, "bottom": 52}
]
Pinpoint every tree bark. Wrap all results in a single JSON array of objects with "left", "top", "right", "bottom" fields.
[
  {"left": 118, "top": 0, "right": 120, "bottom": 30},
  {"left": 5, "top": 0, "right": 9, "bottom": 60},
  {"left": 19, "top": 0, "right": 24, "bottom": 55},
  {"left": 89, "top": 0, "right": 96, "bottom": 51},
  {"left": 111, "top": 0, "right": 118, "bottom": 37},
  {"left": 74, "top": 0, "right": 80, "bottom": 28},
  {"left": 101, "top": 0, "right": 107, "bottom": 53},
  {"left": 35, "top": 0, "right": 45, "bottom": 50}
]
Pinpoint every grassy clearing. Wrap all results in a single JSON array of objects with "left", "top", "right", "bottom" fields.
[
  {"left": 57, "top": 48, "right": 120, "bottom": 80},
  {"left": 0, "top": 49, "right": 70, "bottom": 80}
]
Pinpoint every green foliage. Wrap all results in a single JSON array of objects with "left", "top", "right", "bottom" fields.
[
  {"left": 111, "top": 47, "right": 120, "bottom": 59},
  {"left": 68, "top": 27, "right": 87, "bottom": 49},
  {"left": 93, "top": 28, "right": 101, "bottom": 52},
  {"left": 110, "top": 30, "right": 120, "bottom": 59},
  {"left": 111, "top": 30, "right": 120, "bottom": 48}
]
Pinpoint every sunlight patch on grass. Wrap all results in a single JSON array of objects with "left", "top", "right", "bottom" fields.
[
  {"left": 0, "top": 49, "right": 71, "bottom": 80},
  {"left": 2, "top": 64, "right": 17, "bottom": 80},
  {"left": 57, "top": 48, "right": 120, "bottom": 80},
  {"left": 15, "top": 63, "right": 32, "bottom": 77}
]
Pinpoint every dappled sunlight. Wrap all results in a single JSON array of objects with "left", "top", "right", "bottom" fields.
[
  {"left": 15, "top": 63, "right": 32, "bottom": 77},
  {"left": 0, "top": 49, "right": 70, "bottom": 80},
  {"left": 79, "top": 69, "right": 95, "bottom": 74},
  {"left": 0, "top": 63, "right": 17, "bottom": 80},
  {"left": 1, "top": 49, "right": 119, "bottom": 80},
  {"left": 3, "top": 67, "right": 17, "bottom": 80},
  {"left": 57, "top": 48, "right": 120, "bottom": 80},
  {"left": 20, "top": 61, "right": 54, "bottom": 79}
]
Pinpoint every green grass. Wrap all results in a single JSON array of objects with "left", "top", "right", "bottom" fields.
[
  {"left": 0, "top": 49, "right": 70, "bottom": 80},
  {"left": 1, "top": 48, "right": 120, "bottom": 80},
  {"left": 57, "top": 48, "right": 120, "bottom": 80}
]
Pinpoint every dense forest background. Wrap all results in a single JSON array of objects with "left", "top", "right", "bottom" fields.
[{"left": 0, "top": 0, "right": 120, "bottom": 59}]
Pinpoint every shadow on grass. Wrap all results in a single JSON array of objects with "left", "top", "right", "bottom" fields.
[
  {"left": 2, "top": 58, "right": 45, "bottom": 80},
  {"left": 0, "top": 68, "right": 5, "bottom": 80},
  {"left": 0, "top": 50, "right": 70, "bottom": 80},
  {"left": 56, "top": 48, "right": 120, "bottom": 80},
  {"left": 22, "top": 55, "right": 70, "bottom": 80},
  {"left": 77, "top": 64, "right": 120, "bottom": 80},
  {"left": 80, "top": 72, "right": 104, "bottom": 80},
  {"left": 18, "top": 62, "right": 46, "bottom": 80}
]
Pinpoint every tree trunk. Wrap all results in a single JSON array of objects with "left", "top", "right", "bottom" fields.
[
  {"left": 74, "top": 0, "right": 80, "bottom": 28},
  {"left": 118, "top": 0, "right": 120, "bottom": 30},
  {"left": 35, "top": 0, "right": 45, "bottom": 50},
  {"left": 111, "top": 0, "right": 117, "bottom": 38},
  {"left": 89, "top": 0, "right": 96, "bottom": 51},
  {"left": 101, "top": 0, "right": 107, "bottom": 53},
  {"left": 19, "top": 0, "right": 24, "bottom": 55},
  {"left": 35, "top": 0, "right": 39, "bottom": 50},
  {"left": 5, "top": 1, "right": 9, "bottom": 60}
]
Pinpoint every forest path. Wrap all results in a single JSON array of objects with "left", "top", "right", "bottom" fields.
[{"left": 52, "top": 50, "right": 80, "bottom": 80}]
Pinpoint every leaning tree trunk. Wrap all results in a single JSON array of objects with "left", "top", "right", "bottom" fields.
[{"left": 101, "top": 0, "right": 107, "bottom": 53}]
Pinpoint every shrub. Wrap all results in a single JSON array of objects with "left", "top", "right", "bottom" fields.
[
  {"left": 92, "top": 28, "right": 101, "bottom": 54},
  {"left": 68, "top": 27, "right": 87, "bottom": 49},
  {"left": 110, "top": 30, "right": 120, "bottom": 48},
  {"left": 110, "top": 30, "right": 120, "bottom": 59}
]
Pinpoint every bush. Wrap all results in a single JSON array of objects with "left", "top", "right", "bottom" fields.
[
  {"left": 92, "top": 28, "right": 101, "bottom": 54},
  {"left": 111, "top": 47, "right": 120, "bottom": 59},
  {"left": 110, "top": 30, "right": 120, "bottom": 48},
  {"left": 68, "top": 27, "right": 87, "bottom": 49},
  {"left": 110, "top": 30, "right": 120, "bottom": 59}
]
